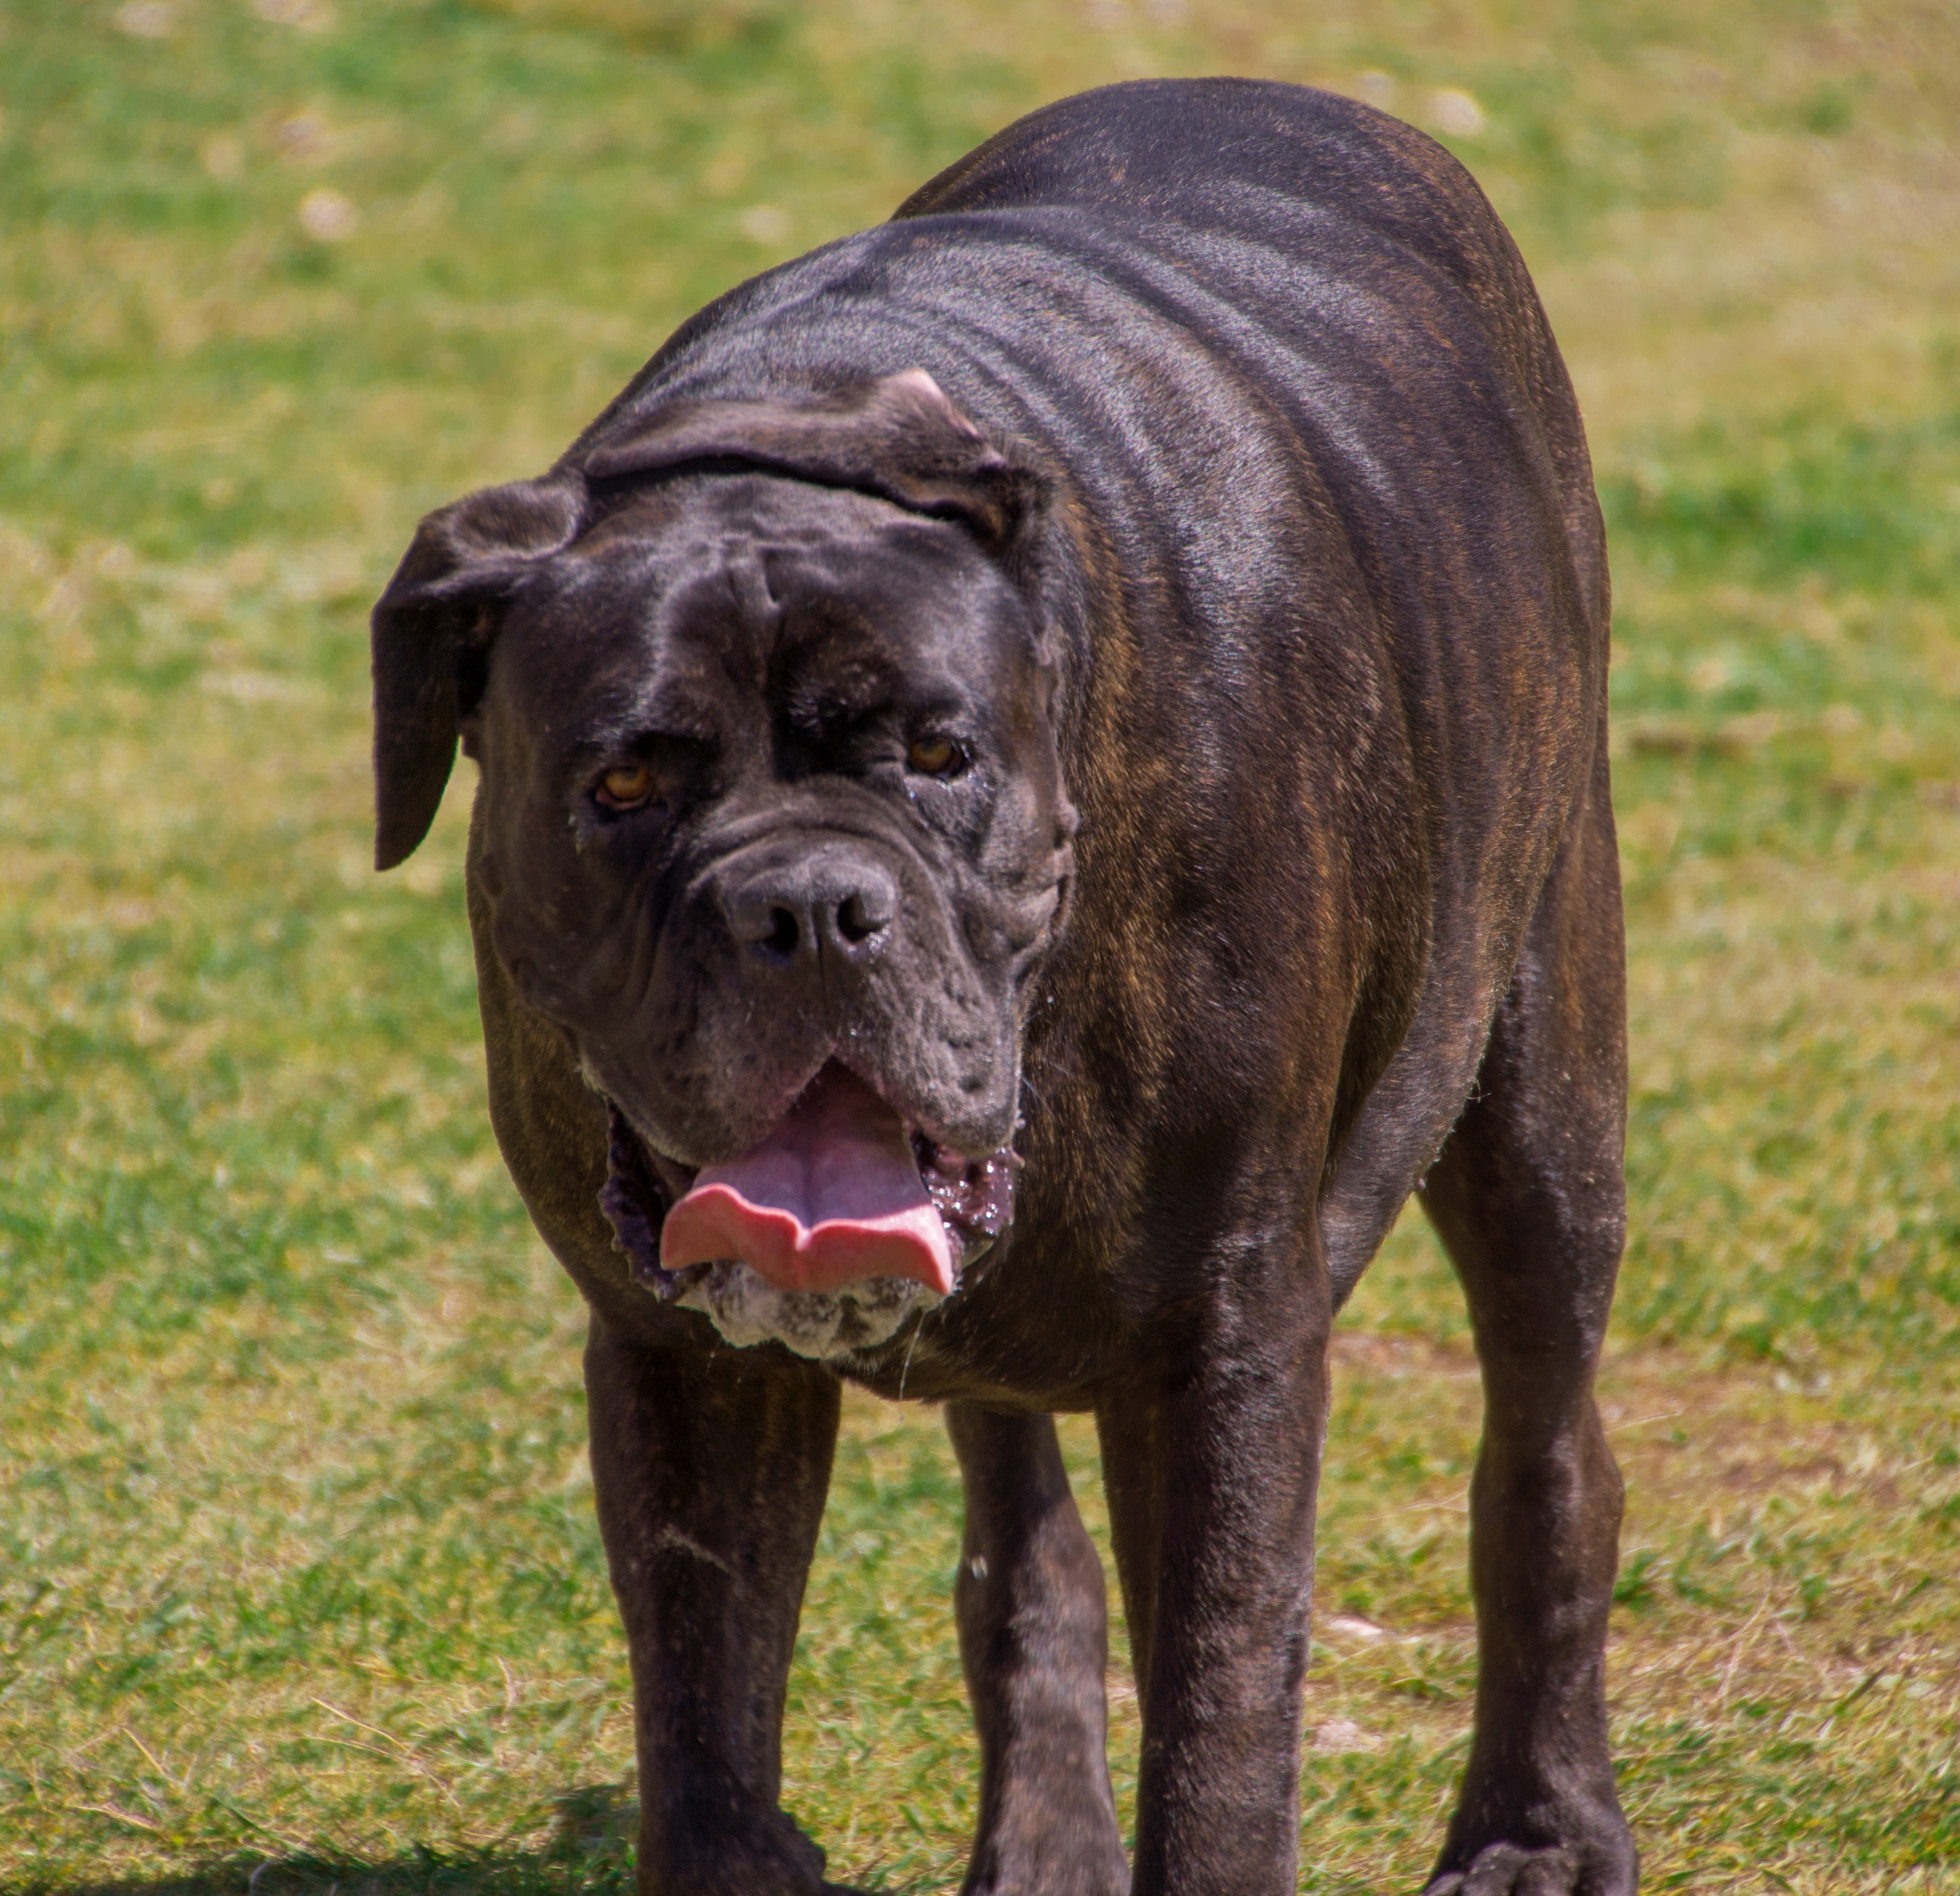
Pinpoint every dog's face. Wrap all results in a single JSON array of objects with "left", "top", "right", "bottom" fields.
[
  {"left": 372, "top": 375, "right": 1075, "bottom": 1350},
  {"left": 474, "top": 477, "right": 1070, "bottom": 1163}
]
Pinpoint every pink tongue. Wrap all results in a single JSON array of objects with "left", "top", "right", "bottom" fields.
[{"left": 661, "top": 1065, "right": 955, "bottom": 1297}]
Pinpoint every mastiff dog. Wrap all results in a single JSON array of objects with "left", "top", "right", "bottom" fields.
[{"left": 372, "top": 78, "right": 1634, "bottom": 1896}]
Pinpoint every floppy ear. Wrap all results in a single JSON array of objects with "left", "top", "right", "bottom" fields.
[
  {"left": 370, "top": 477, "right": 582, "bottom": 871},
  {"left": 582, "top": 369, "right": 1043, "bottom": 557}
]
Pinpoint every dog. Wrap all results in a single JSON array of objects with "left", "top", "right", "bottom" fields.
[{"left": 372, "top": 77, "right": 1634, "bottom": 1896}]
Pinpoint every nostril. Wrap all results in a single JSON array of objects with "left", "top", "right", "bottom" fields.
[
  {"left": 834, "top": 892, "right": 886, "bottom": 946},
  {"left": 723, "top": 853, "right": 895, "bottom": 965}
]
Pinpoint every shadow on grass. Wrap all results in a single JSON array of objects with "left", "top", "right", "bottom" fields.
[{"left": 41, "top": 1786, "right": 636, "bottom": 1896}]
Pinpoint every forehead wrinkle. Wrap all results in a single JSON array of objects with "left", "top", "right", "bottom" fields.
[
  {"left": 550, "top": 489, "right": 1033, "bottom": 739},
  {"left": 632, "top": 538, "right": 771, "bottom": 708},
  {"left": 509, "top": 544, "right": 722, "bottom": 756},
  {"left": 720, "top": 534, "right": 779, "bottom": 629},
  {"left": 770, "top": 593, "right": 897, "bottom": 728},
  {"left": 572, "top": 673, "right": 725, "bottom": 761}
]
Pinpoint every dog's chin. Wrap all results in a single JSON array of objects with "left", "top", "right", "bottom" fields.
[{"left": 676, "top": 1260, "right": 941, "bottom": 1361}]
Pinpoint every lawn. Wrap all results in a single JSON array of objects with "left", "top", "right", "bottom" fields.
[{"left": 2, "top": 1, "right": 1956, "bottom": 1891}]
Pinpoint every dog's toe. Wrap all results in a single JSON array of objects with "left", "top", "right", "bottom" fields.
[{"left": 1424, "top": 1844, "right": 1579, "bottom": 1895}]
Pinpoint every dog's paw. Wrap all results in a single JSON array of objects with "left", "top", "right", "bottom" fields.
[
  {"left": 1426, "top": 1783, "right": 1636, "bottom": 1896},
  {"left": 1423, "top": 1843, "right": 1579, "bottom": 1895}
]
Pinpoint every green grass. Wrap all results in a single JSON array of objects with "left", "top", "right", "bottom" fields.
[{"left": 3, "top": 1, "right": 1958, "bottom": 1890}]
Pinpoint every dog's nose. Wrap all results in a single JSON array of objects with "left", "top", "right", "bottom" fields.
[{"left": 720, "top": 846, "right": 899, "bottom": 968}]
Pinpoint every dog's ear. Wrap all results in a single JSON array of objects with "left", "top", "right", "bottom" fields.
[
  {"left": 582, "top": 369, "right": 1042, "bottom": 556},
  {"left": 370, "top": 476, "right": 582, "bottom": 871}
]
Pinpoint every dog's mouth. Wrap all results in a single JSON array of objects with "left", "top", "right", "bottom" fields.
[{"left": 601, "top": 1061, "right": 1015, "bottom": 1307}]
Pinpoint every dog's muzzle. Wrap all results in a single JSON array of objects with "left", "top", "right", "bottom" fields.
[{"left": 599, "top": 1063, "right": 1015, "bottom": 1357}]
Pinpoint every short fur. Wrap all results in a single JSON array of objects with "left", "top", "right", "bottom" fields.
[{"left": 372, "top": 78, "right": 1634, "bottom": 1896}]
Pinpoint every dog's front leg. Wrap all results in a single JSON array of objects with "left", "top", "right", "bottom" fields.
[
  {"left": 1096, "top": 1269, "right": 1332, "bottom": 1896},
  {"left": 585, "top": 1315, "right": 848, "bottom": 1896},
  {"left": 946, "top": 1402, "right": 1130, "bottom": 1896}
]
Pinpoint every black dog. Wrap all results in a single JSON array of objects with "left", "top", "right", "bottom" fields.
[{"left": 372, "top": 78, "right": 1633, "bottom": 1896}]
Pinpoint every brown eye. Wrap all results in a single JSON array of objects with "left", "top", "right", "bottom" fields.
[
  {"left": 906, "top": 735, "right": 964, "bottom": 777},
  {"left": 597, "top": 763, "right": 654, "bottom": 809}
]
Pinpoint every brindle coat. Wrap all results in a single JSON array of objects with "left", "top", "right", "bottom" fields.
[{"left": 372, "top": 78, "right": 1635, "bottom": 1896}]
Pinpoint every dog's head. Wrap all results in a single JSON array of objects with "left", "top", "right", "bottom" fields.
[{"left": 372, "top": 372, "right": 1077, "bottom": 1354}]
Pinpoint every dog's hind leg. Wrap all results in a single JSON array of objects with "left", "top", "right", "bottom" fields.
[
  {"left": 585, "top": 1318, "right": 854, "bottom": 1896},
  {"left": 1416, "top": 749, "right": 1637, "bottom": 1896},
  {"left": 946, "top": 1403, "right": 1130, "bottom": 1896}
]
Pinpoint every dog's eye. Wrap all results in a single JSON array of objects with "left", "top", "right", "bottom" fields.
[
  {"left": 596, "top": 763, "right": 656, "bottom": 809},
  {"left": 907, "top": 735, "right": 966, "bottom": 777}
]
